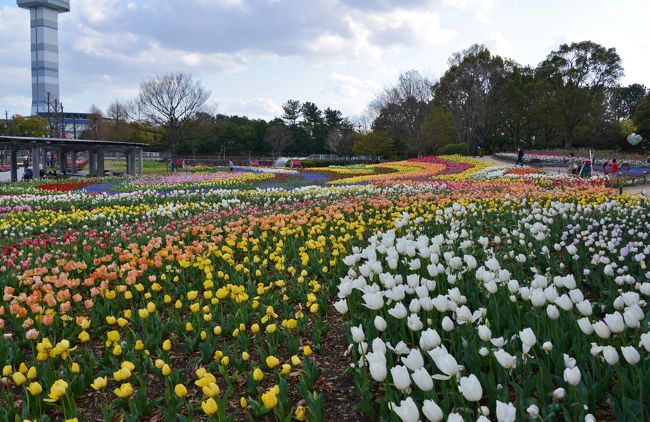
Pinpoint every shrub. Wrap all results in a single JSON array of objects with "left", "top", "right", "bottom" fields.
[{"left": 438, "top": 143, "right": 468, "bottom": 155}]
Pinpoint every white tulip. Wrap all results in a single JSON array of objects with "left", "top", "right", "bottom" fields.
[
  {"left": 409, "top": 298, "right": 421, "bottom": 313},
  {"left": 530, "top": 289, "right": 546, "bottom": 307},
  {"left": 577, "top": 318, "right": 594, "bottom": 335},
  {"left": 442, "top": 316, "right": 454, "bottom": 332},
  {"left": 407, "top": 313, "right": 424, "bottom": 332},
  {"left": 366, "top": 352, "right": 387, "bottom": 382},
  {"left": 486, "top": 257, "right": 500, "bottom": 271},
  {"left": 602, "top": 346, "right": 619, "bottom": 365},
  {"left": 458, "top": 374, "right": 483, "bottom": 402},
  {"left": 362, "top": 292, "right": 384, "bottom": 310},
  {"left": 333, "top": 299, "right": 348, "bottom": 314},
  {"left": 429, "top": 347, "right": 460, "bottom": 379},
  {"left": 569, "top": 289, "right": 584, "bottom": 303},
  {"left": 401, "top": 349, "right": 425, "bottom": 371},
  {"left": 372, "top": 337, "right": 386, "bottom": 355},
  {"left": 484, "top": 280, "right": 498, "bottom": 294},
  {"left": 390, "top": 365, "right": 411, "bottom": 391},
  {"left": 411, "top": 367, "right": 434, "bottom": 391},
  {"left": 640, "top": 332, "right": 650, "bottom": 352},
  {"left": 422, "top": 399, "right": 443, "bottom": 422},
  {"left": 478, "top": 325, "right": 492, "bottom": 342},
  {"left": 553, "top": 387, "right": 566, "bottom": 401},
  {"left": 526, "top": 404, "right": 539, "bottom": 417},
  {"left": 563, "top": 366, "right": 581, "bottom": 385},
  {"left": 490, "top": 337, "right": 506, "bottom": 348},
  {"left": 494, "top": 349, "right": 517, "bottom": 369},
  {"left": 592, "top": 321, "right": 611, "bottom": 339},
  {"left": 621, "top": 346, "right": 640, "bottom": 365},
  {"left": 374, "top": 315, "right": 387, "bottom": 332},
  {"left": 543, "top": 341, "right": 553, "bottom": 353},
  {"left": 555, "top": 294, "right": 573, "bottom": 311},
  {"left": 479, "top": 347, "right": 489, "bottom": 357},
  {"left": 388, "top": 341, "right": 410, "bottom": 355},
  {"left": 351, "top": 325, "right": 365, "bottom": 343},
  {"left": 388, "top": 302, "right": 408, "bottom": 319},
  {"left": 546, "top": 304, "right": 560, "bottom": 320},
  {"left": 390, "top": 397, "right": 419, "bottom": 422},
  {"left": 447, "top": 413, "right": 463, "bottom": 422},
  {"left": 604, "top": 312, "right": 625, "bottom": 333},
  {"left": 419, "top": 328, "right": 441, "bottom": 351},
  {"left": 464, "top": 255, "right": 477, "bottom": 269},
  {"left": 507, "top": 279, "right": 520, "bottom": 294},
  {"left": 496, "top": 401, "right": 516, "bottom": 422},
  {"left": 519, "top": 328, "right": 537, "bottom": 349},
  {"left": 576, "top": 300, "right": 593, "bottom": 316},
  {"left": 585, "top": 414, "right": 596, "bottom": 422}
]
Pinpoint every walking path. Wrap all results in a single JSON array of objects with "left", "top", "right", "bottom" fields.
[
  {"left": 474, "top": 155, "right": 650, "bottom": 196},
  {"left": 0, "top": 168, "right": 24, "bottom": 182}
]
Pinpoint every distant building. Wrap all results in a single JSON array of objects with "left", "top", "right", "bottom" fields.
[
  {"left": 17, "top": 0, "right": 70, "bottom": 115},
  {"left": 17, "top": 1, "right": 89, "bottom": 137}
]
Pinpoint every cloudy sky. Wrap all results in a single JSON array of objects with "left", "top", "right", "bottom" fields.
[{"left": 1, "top": 0, "right": 649, "bottom": 120}]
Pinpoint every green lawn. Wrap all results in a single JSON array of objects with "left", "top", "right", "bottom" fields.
[{"left": 104, "top": 159, "right": 169, "bottom": 175}]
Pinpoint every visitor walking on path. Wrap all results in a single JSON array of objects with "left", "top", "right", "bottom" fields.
[{"left": 515, "top": 148, "right": 525, "bottom": 167}]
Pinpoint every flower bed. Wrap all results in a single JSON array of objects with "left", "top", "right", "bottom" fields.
[
  {"left": 113, "top": 171, "right": 274, "bottom": 192},
  {"left": 335, "top": 196, "right": 650, "bottom": 421},
  {"left": 37, "top": 181, "right": 93, "bottom": 192},
  {"left": 0, "top": 156, "right": 646, "bottom": 421}
]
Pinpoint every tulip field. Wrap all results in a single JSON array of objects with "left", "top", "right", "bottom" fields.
[{"left": 0, "top": 155, "right": 648, "bottom": 421}]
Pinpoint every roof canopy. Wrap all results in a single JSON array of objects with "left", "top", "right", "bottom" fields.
[{"left": 0, "top": 136, "right": 146, "bottom": 151}]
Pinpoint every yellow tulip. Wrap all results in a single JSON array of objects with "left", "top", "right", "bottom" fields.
[
  {"left": 252, "top": 368, "right": 264, "bottom": 382},
  {"left": 291, "top": 355, "right": 301, "bottom": 366},
  {"left": 26, "top": 366, "right": 37, "bottom": 380},
  {"left": 162, "top": 364, "right": 172, "bottom": 376},
  {"left": 261, "top": 389, "right": 278, "bottom": 409},
  {"left": 44, "top": 379, "right": 68, "bottom": 402},
  {"left": 240, "top": 396, "right": 248, "bottom": 408},
  {"left": 303, "top": 345, "right": 313, "bottom": 356},
  {"left": 114, "top": 383, "right": 134, "bottom": 398},
  {"left": 162, "top": 339, "right": 171, "bottom": 351},
  {"left": 71, "top": 362, "right": 81, "bottom": 373},
  {"left": 201, "top": 398, "right": 219, "bottom": 416},
  {"left": 91, "top": 376, "right": 107, "bottom": 390},
  {"left": 78, "top": 331, "right": 90, "bottom": 343},
  {"left": 265, "top": 355, "right": 280, "bottom": 369},
  {"left": 295, "top": 406, "right": 307, "bottom": 421},
  {"left": 12, "top": 372, "right": 27, "bottom": 386},
  {"left": 27, "top": 381, "right": 42, "bottom": 396},
  {"left": 202, "top": 382, "right": 220, "bottom": 398},
  {"left": 174, "top": 383, "right": 188, "bottom": 398},
  {"left": 281, "top": 364, "right": 291, "bottom": 375}
]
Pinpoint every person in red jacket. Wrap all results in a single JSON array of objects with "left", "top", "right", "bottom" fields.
[{"left": 610, "top": 159, "right": 619, "bottom": 174}]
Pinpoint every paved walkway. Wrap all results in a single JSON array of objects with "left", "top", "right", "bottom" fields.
[{"left": 0, "top": 168, "right": 25, "bottom": 182}]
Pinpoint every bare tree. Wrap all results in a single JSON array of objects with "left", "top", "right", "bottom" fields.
[
  {"left": 265, "top": 121, "right": 293, "bottom": 158},
  {"left": 137, "top": 73, "right": 210, "bottom": 162},
  {"left": 106, "top": 100, "right": 132, "bottom": 141},
  {"left": 326, "top": 120, "right": 356, "bottom": 157},
  {"left": 87, "top": 104, "right": 103, "bottom": 140},
  {"left": 370, "top": 70, "right": 434, "bottom": 154}
]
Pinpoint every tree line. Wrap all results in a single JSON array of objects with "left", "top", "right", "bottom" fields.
[
  {"left": 368, "top": 41, "right": 650, "bottom": 156},
  {"left": 3, "top": 40, "right": 649, "bottom": 160}
]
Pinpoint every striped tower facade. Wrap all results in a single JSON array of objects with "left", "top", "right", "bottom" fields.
[{"left": 17, "top": 1, "right": 70, "bottom": 115}]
